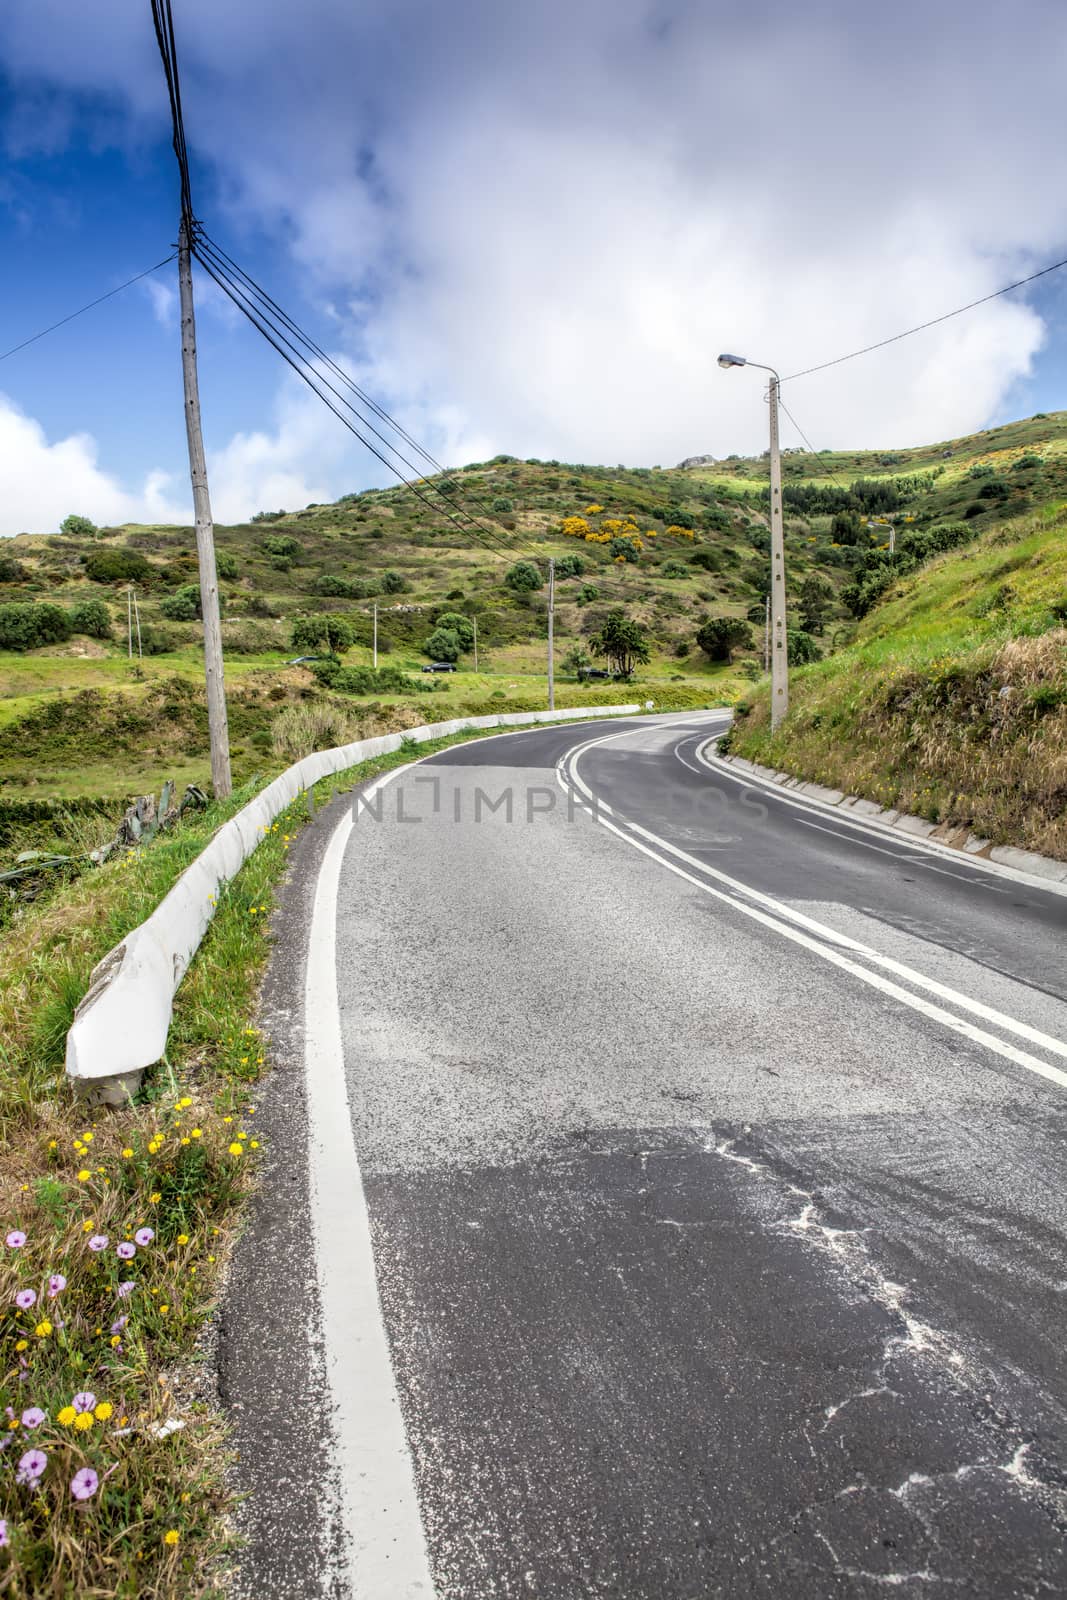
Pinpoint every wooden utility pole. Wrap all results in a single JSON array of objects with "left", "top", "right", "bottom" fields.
[
  {"left": 178, "top": 218, "right": 232, "bottom": 799},
  {"left": 547, "top": 557, "right": 555, "bottom": 711},
  {"left": 767, "top": 375, "right": 789, "bottom": 728},
  {"left": 372, "top": 600, "right": 378, "bottom": 669},
  {"left": 471, "top": 614, "right": 478, "bottom": 672},
  {"left": 133, "top": 591, "right": 143, "bottom": 661},
  {"left": 127, "top": 588, "right": 133, "bottom": 660}
]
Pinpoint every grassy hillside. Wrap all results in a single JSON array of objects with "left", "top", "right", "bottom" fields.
[
  {"left": 727, "top": 500, "right": 1067, "bottom": 859},
  {"left": 1, "top": 413, "right": 1065, "bottom": 837}
]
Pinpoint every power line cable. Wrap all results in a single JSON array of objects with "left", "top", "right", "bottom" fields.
[
  {"left": 193, "top": 245, "right": 536, "bottom": 567},
  {"left": 196, "top": 229, "right": 543, "bottom": 553},
  {"left": 784, "top": 251, "right": 1067, "bottom": 382},
  {"left": 0, "top": 255, "right": 177, "bottom": 364}
]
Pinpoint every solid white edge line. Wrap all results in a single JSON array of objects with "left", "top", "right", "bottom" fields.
[
  {"left": 306, "top": 777, "right": 435, "bottom": 1599},
  {"left": 561, "top": 729, "right": 1067, "bottom": 1090},
  {"left": 694, "top": 736, "right": 1067, "bottom": 900},
  {"left": 302, "top": 710, "right": 664, "bottom": 1598}
]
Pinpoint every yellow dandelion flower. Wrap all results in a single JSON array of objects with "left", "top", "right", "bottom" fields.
[
  {"left": 190, "top": 1128, "right": 202, "bottom": 1140},
  {"left": 57, "top": 1406, "right": 77, "bottom": 1427},
  {"left": 35, "top": 1321, "right": 52, "bottom": 1338},
  {"left": 95, "top": 1402, "right": 113, "bottom": 1421},
  {"left": 150, "top": 1192, "right": 161, "bottom": 1205},
  {"left": 15, "top": 1339, "right": 28, "bottom": 1352},
  {"left": 48, "top": 1139, "right": 58, "bottom": 1150},
  {"left": 177, "top": 1234, "right": 189, "bottom": 1246},
  {"left": 164, "top": 1529, "right": 180, "bottom": 1546},
  {"left": 122, "top": 1148, "right": 134, "bottom": 1159},
  {"left": 110, "top": 1335, "right": 122, "bottom": 1348},
  {"left": 73, "top": 1412, "right": 94, "bottom": 1432},
  {"left": 159, "top": 1304, "right": 170, "bottom": 1315},
  {"left": 250, "top": 1140, "right": 260, "bottom": 1150},
  {"left": 228, "top": 1142, "right": 244, "bottom": 1157}
]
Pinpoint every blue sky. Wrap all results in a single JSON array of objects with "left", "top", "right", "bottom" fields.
[{"left": 1, "top": 0, "right": 1065, "bottom": 534}]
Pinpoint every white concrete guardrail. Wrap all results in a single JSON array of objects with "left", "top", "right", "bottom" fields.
[{"left": 65, "top": 705, "right": 641, "bottom": 1104}]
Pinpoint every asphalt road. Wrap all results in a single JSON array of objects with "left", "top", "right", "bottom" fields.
[{"left": 227, "top": 711, "right": 1067, "bottom": 1599}]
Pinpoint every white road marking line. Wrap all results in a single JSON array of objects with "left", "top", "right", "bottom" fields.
[
  {"left": 561, "top": 729, "right": 1067, "bottom": 1090},
  {"left": 306, "top": 779, "right": 436, "bottom": 1599},
  {"left": 693, "top": 737, "right": 1067, "bottom": 900}
]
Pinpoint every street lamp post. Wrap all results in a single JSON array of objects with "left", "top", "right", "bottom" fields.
[{"left": 718, "top": 353, "right": 789, "bottom": 729}]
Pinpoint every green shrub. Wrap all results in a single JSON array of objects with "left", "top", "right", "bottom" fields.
[
  {"left": 609, "top": 536, "right": 640, "bottom": 563},
  {"left": 263, "top": 534, "right": 300, "bottom": 560},
  {"left": 60, "top": 513, "right": 97, "bottom": 538},
  {"left": 505, "top": 561, "right": 543, "bottom": 592},
  {"left": 446, "top": 588, "right": 465, "bottom": 600},
  {"left": 665, "top": 507, "right": 695, "bottom": 529},
  {"left": 688, "top": 548, "right": 721, "bottom": 573},
  {"left": 160, "top": 584, "right": 202, "bottom": 621},
  {"left": 381, "top": 570, "right": 409, "bottom": 594},
  {"left": 0, "top": 553, "right": 28, "bottom": 584},
  {"left": 492, "top": 498, "right": 514, "bottom": 513},
  {"left": 137, "top": 624, "right": 175, "bottom": 656},
  {"left": 576, "top": 584, "right": 599, "bottom": 605},
  {"left": 310, "top": 662, "right": 426, "bottom": 695},
  {"left": 69, "top": 598, "right": 112, "bottom": 639},
  {"left": 312, "top": 574, "right": 381, "bottom": 599},
  {"left": 82, "top": 547, "right": 153, "bottom": 584},
  {"left": 554, "top": 553, "right": 585, "bottom": 579},
  {"left": 215, "top": 551, "right": 239, "bottom": 579},
  {"left": 661, "top": 560, "right": 689, "bottom": 578},
  {"left": 0, "top": 602, "right": 73, "bottom": 651},
  {"left": 291, "top": 614, "right": 355, "bottom": 653}
]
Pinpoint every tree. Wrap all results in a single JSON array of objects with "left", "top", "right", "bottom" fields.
[
  {"left": 563, "top": 645, "right": 592, "bottom": 676},
  {"left": 590, "top": 610, "right": 650, "bottom": 677},
  {"left": 423, "top": 626, "right": 462, "bottom": 662},
  {"left": 830, "top": 512, "right": 860, "bottom": 546},
  {"left": 505, "top": 560, "right": 543, "bottom": 592},
  {"left": 432, "top": 611, "right": 475, "bottom": 650},
  {"left": 60, "top": 513, "right": 98, "bottom": 539},
  {"left": 696, "top": 616, "right": 753, "bottom": 662},
  {"left": 799, "top": 574, "right": 833, "bottom": 635},
  {"left": 788, "top": 629, "right": 822, "bottom": 666},
  {"left": 69, "top": 598, "right": 112, "bottom": 639},
  {"left": 291, "top": 614, "right": 355, "bottom": 653}
]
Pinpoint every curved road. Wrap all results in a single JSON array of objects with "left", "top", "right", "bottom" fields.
[{"left": 229, "top": 711, "right": 1067, "bottom": 1599}]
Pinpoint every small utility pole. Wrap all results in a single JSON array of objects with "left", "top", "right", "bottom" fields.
[
  {"left": 372, "top": 599, "right": 378, "bottom": 669},
  {"left": 127, "top": 588, "right": 134, "bottom": 660},
  {"left": 178, "top": 218, "right": 232, "bottom": 798},
  {"left": 471, "top": 614, "right": 478, "bottom": 672},
  {"left": 718, "top": 352, "right": 789, "bottom": 727},
  {"left": 133, "top": 591, "right": 143, "bottom": 660},
  {"left": 547, "top": 557, "right": 555, "bottom": 711},
  {"left": 767, "top": 375, "right": 789, "bottom": 727}
]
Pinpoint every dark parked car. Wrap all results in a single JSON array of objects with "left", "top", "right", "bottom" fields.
[
  {"left": 421, "top": 661, "right": 457, "bottom": 673},
  {"left": 577, "top": 666, "right": 613, "bottom": 680}
]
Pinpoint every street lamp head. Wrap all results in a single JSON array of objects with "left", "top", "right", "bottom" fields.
[{"left": 717, "top": 353, "right": 747, "bottom": 369}]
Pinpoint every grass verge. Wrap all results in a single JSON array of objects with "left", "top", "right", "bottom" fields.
[{"left": 0, "top": 712, "right": 647, "bottom": 1594}]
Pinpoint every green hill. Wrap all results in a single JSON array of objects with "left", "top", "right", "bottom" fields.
[
  {"left": 727, "top": 498, "right": 1067, "bottom": 859},
  {"left": 2, "top": 413, "right": 1066, "bottom": 839}
]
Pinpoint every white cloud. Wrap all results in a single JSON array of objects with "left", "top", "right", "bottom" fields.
[
  {"left": 0, "top": 394, "right": 187, "bottom": 536},
  {"left": 2, "top": 0, "right": 1066, "bottom": 483}
]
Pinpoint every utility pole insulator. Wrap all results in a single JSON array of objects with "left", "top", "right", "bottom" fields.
[{"left": 178, "top": 218, "right": 232, "bottom": 800}]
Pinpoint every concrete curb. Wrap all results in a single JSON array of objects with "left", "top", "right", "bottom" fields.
[
  {"left": 714, "top": 748, "right": 1067, "bottom": 887},
  {"left": 65, "top": 704, "right": 640, "bottom": 1101}
]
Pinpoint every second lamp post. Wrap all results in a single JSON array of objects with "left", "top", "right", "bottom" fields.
[{"left": 718, "top": 353, "right": 789, "bottom": 728}]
